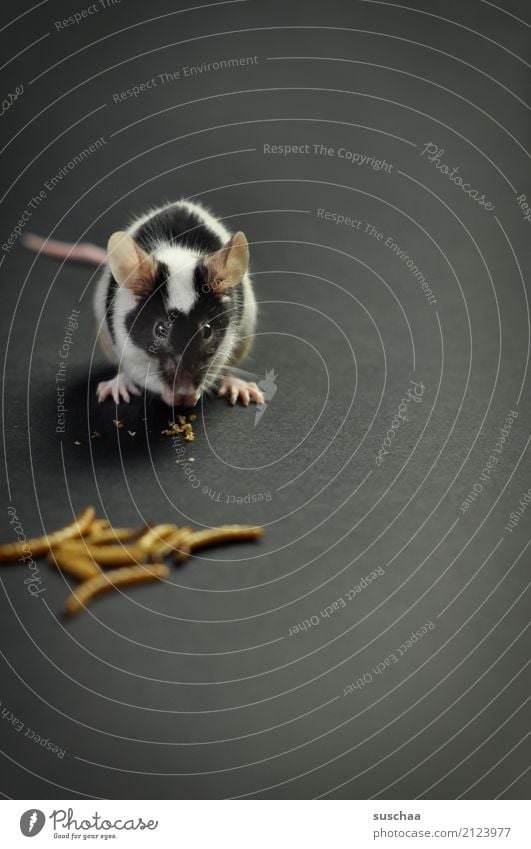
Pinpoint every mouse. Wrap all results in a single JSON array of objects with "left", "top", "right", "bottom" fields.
[{"left": 24, "top": 200, "right": 265, "bottom": 408}]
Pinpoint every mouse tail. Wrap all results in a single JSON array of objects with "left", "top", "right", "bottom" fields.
[{"left": 23, "top": 232, "right": 107, "bottom": 266}]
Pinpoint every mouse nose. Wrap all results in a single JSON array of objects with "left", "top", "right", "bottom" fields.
[
  {"left": 174, "top": 365, "right": 199, "bottom": 390},
  {"left": 176, "top": 381, "right": 200, "bottom": 401},
  {"left": 179, "top": 390, "right": 201, "bottom": 407},
  {"left": 162, "top": 387, "right": 201, "bottom": 407}
]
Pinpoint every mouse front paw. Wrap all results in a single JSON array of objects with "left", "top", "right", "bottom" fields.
[
  {"left": 96, "top": 373, "right": 141, "bottom": 404},
  {"left": 217, "top": 375, "right": 265, "bottom": 406}
]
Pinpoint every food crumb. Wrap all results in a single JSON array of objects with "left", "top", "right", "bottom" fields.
[
  {"left": 162, "top": 421, "right": 183, "bottom": 436},
  {"left": 162, "top": 414, "right": 195, "bottom": 441},
  {"left": 74, "top": 441, "right": 81, "bottom": 446},
  {"left": 91, "top": 431, "right": 101, "bottom": 440},
  {"left": 128, "top": 431, "right": 136, "bottom": 437},
  {"left": 113, "top": 419, "right": 124, "bottom": 429}
]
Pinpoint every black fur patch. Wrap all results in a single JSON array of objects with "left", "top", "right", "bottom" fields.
[{"left": 134, "top": 203, "right": 223, "bottom": 256}]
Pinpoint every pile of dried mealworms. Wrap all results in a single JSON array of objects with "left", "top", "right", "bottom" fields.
[{"left": 0, "top": 506, "right": 263, "bottom": 617}]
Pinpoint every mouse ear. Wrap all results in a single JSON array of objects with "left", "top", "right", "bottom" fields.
[
  {"left": 107, "top": 231, "right": 157, "bottom": 295},
  {"left": 202, "top": 231, "right": 249, "bottom": 292}
]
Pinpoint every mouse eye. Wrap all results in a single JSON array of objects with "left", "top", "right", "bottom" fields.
[
  {"left": 154, "top": 320, "right": 167, "bottom": 339},
  {"left": 201, "top": 323, "right": 212, "bottom": 340}
]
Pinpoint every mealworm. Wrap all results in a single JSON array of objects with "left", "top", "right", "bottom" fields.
[
  {"left": 138, "top": 524, "right": 178, "bottom": 554},
  {"left": 64, "top": 563, "right": 169, "bottom": 616},
  {"left": 85, "top": 527, "right": 145, "bottom": 545},
  {"left": 178, "top": 525, "right": 264, "bottom": 557},
  {"left": 151, "top": 527, "right": 193, "bottom": 562},
  {"left": 88, "top": 519, "right": 111, "bottom": 534},
  {"left": 56, "top": 541, "right": 147, "bottom": 566},
  {"left": 49, "top": 549, "right": 100, "bottom": 581},
  {"left": 0, "top": 506, "right": 96, "bottom": 562}
]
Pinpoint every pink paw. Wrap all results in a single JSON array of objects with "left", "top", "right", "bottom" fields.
[
  {"left": 218, "top": 376, "right": 265, "bottom": 407},
  {"left": 96, "top": 373, "right": 141, "bottom": 404}
]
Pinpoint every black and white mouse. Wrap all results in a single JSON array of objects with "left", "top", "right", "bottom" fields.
[{"left": 25, "top": 200, "right": 264, "bottom": 408}]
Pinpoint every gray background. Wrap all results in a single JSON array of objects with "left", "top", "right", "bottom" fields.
[{"left": 0, "top": 0, "right": 529, "bottom": 799}]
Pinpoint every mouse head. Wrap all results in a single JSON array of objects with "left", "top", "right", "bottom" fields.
[{"left": 107, "top": 230, "right": 249, "bottom": 406}]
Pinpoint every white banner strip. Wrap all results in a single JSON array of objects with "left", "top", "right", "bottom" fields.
[{"left": 1, "top": 799, "right": 527, "bottom": 847}]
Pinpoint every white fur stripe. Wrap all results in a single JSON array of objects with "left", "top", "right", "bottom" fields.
[{"left": 155, "top": 245, "right": 198, "bottom": 315}]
